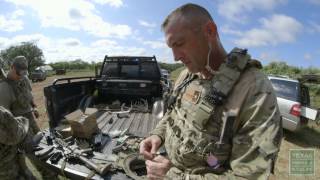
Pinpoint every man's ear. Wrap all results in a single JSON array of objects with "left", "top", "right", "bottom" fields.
[{"left": 205, "top": 21, "right": 217, "bottom": 39}]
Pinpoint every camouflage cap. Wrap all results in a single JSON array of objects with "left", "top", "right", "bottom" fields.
[{"left": 12, "top": 56, "right": 28, "bottom": 76}]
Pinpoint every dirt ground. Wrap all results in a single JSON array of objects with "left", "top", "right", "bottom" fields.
[{"left": 31, "top": 73, "right": 320, "bottom": 180}]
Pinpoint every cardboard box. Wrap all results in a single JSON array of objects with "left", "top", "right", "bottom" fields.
[{"left": 65, "top": 108, "right": 98, "bottom": 139}]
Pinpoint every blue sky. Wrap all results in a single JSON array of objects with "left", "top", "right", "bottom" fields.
[{"left": 0, "top": 0, "right": 319, "bottom": 68}]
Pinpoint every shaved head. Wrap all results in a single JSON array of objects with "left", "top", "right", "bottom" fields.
[{"left": 162, "top": 3, "right": 213, "bottom": 31}]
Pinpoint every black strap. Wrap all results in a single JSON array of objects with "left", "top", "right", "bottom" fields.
[{"left": 167, "top": 74, "right": 197, "bottom": 110}]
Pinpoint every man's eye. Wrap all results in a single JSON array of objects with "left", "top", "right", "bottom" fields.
[{"left": 174, "top": 41, "right": 183, "bottom": 47}]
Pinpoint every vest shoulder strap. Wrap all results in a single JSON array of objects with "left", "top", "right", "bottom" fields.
[{"left": 203, "top": 47, "right": 251, "bottom": 106}]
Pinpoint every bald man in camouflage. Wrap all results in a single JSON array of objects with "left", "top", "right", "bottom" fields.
[{"left": 140, "top": 3, "right": 282, "bottom": 180}]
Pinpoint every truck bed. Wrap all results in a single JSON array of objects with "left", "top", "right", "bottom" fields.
[{"left": 38, "top": 110, "right": 161, "bottom": 180}]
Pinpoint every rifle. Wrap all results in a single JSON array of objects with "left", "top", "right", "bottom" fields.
[
  {"left": 54, "top": 137, "right": 111, "bottom": 176},
  {"left": 42, "top": 129, "right": 112, "bottom": 176}
]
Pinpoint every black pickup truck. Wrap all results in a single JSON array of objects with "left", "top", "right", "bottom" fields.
[{"left": 39, "top": 56, "right": 166, "bottom": 179}]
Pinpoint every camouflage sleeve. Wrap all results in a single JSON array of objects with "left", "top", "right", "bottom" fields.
[
  {"left": 0, "top": 82, "right": 14, "bottom": 110},
  {"left": 226, "top": 77, "right": 282, "bottom": 179},
  {"left": 149, "top": 116, "right": 167, "bottom": 142},
  {"left": 166, "top": 73, "right": 282, "bottom": 180},
  {"left": 24, "top": 76, "right": 35, "bottom": 106},
  {"left": 0, "top": 106, "right": 29, "bottom": 145}
]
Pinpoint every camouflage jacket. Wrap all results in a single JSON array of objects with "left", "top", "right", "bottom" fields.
[
  {"left": 151, "top": 51, "right": 282, "bottom": 179},
  {"left": 0, "top": 76, "right": 34, "bottom": 116},
  {"left": 0, "top": 106, "right": 29, "bottom": 179}
]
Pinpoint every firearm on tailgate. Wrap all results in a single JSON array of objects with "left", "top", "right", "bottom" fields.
[{"left": 53, "top": 137, "right": 112, "bottom": 176}]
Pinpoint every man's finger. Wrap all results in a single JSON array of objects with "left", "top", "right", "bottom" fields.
[
  {"left": 146, "top": 160, "right": 166, "bottom": 179},
  {"left": 140, "top": 140, "right": 156, "bottom": 160},
  {"left": 146, "top": 160, "right": 160, "bottom": 172},
  {"left": 152, "top": 155, "right": 167, "bottom": 162},
  {"left": 150, "top": 143, "right": 158, "bottom": 154},
  {"left": 141, "top": 151, "right": 154, "bottom": 160},
  {"left": 139, "top": 141, "right": 147, "bottom": 154}
]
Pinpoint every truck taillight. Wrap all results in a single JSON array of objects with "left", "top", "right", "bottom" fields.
[{"left": 290, "top": 104, "right": 301, "bottom": 117}]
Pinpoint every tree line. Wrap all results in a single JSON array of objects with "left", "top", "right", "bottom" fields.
[{"left": 1, "top": 42, "right": 319, "bottom": 77}]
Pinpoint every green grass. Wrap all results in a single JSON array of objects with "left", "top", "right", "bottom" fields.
[
  {"left": 63, "top": 70, "right": 95, "bottom": 77},
  {"left": 170, "top": 66, "right": 185, "bottom": 82},
  {"left": 46, "top": 69, "right": 95, "bottom": 77}
]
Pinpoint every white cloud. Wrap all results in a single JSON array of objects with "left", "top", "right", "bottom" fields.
[
  {"left": 7, "top": 0, "right": 132, "bottom": 38},
  {"left": 259, "top": 52, "right": 280, "bottom": 63},
  {"left": 0, "top": 37, "right": 10, "bottom": 49},
  {"left": 235, "top": 14, "right": 302, "bottom": 47},
  {"left": 138, "top": 20, "right": 156, "bottom": 28},
  {"left": 61, "top": 38, "right": 81, "bottom": 46},
  {"left": 218, "top": 0, "right": 286, "bottom": 22},
  {"left": 260, "top": 52, "right": 271, "bottom": 60},
  {"left": 0, "top": 9, "right": 24, "bottom": 32},
  {"left": 143, "top": 40, "right": 167, "bottom": 49},
  {"left": 310, "top": 22, "right": 320, "bottom": 33},
  {"left": 140, "top": 39, "right": 172, "bottom": 62},
  {"left": 0, "top": 16, "right": 23, "bottom": 32},
  {"left": 6, "top": 34, "right": 50, "bottom": 47},
  {"left": 92, "top": 0, "right": 123, "bottom": 7},
  {"left": 11, "top": 9, "right": 25, "bottom": 19},
  {"left": 220, "top": 25, "right": 243, "bottom": 36},
  {"left": 0, "top": 34, "right": 149, "bottom": 63},
  {"left": 91, "top": 39, "right": 117, "bottom": 47},
  {"left": 304, "top": 53, "right": 312, "bottom": 60}
]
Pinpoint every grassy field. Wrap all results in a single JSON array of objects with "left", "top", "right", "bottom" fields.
[{"left": 170, "top": 66, "right": 185, "bottom": 82}]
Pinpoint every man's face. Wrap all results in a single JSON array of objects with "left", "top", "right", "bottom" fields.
[
  {"left": 11, "top": 66, "right": 24, "bottom": 80},
  {"left": 164, "top": 18, "right": 209, "bottom": 73}
]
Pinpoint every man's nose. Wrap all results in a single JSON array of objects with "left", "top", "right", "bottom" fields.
[{"left": 172, "top": 49, "right": 183, "bottom": 62}]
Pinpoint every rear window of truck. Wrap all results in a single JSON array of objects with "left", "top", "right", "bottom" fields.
[{"left": 102, "top": 61, "right": 160, "bottom": 80}]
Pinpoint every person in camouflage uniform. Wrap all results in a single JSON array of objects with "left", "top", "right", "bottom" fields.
[
  {"left": 0, "top": 56, "right": 39, "bottom": 134},
  {"left": 0, "top": 56, "right": 56, "bottom": 179},
  {"left": 0, "top": 106, "right": 33, "bottom": 179},
  {"left": 140, "top": 3, "right": 282, "bottom": 180}
]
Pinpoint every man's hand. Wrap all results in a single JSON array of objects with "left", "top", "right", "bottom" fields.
[
  {"left": 146, "top": 155, "right": 172, "bottom": 180},
  {"left": 139, "top": 135, "right": 162, "bottom": 160},
  {"left": 19, "top": 131, "right": 44, "bottom": 154}
]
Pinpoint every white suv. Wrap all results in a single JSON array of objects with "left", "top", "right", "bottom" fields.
[{"left": 268, "top": 76, "right": 310, "bottom": 132}]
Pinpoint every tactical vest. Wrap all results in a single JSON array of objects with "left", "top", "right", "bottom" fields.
[
  {"left": 164, "top": 48, "right": 260, "bottom": 174},
  {"left": 4, "top": 77, "right": 33, "bottom": 116}
]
